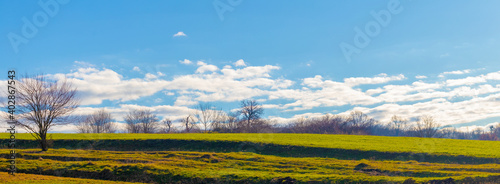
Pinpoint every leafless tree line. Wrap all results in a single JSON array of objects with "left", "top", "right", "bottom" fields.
[
  {"left": 281, "top": 111, "right": 376, "bottom": 135},
  {"left": 74, "top": 99, "right": 271, "bottom": 134},
  {"left": 75, "top": 101, "right": 500, "bottom": 142},
  {"left": 280, "top": 112, "right": 500, "bottom": 140},
  {"left": 178, "top": 100, "right": 272, "bottom": 133},
  {"left": 282, "top": 112, "right": 443, "bottom": 137}
]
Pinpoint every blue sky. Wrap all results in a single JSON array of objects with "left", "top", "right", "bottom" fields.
[{"left": 1, "top": 0, "right": 500, "bottom": 132}]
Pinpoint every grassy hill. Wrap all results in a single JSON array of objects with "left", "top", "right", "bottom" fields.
[{"left": 1, "top": 133, "right": 499, "bottom": 183}]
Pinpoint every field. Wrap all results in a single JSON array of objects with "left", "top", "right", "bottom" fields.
[
  {"left": 0, "top": 171, "right": 141, "bottom": 184},
  {"left": 1, "top": 133, "right": 500, "bottom": 183}
]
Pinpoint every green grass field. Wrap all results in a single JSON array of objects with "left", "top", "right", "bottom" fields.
[
  {"left": 5, "top": 133, "right": 500, "bottom": 158},
  {"left": 1, "top": 133, "right": 500, "bottom": 183}
]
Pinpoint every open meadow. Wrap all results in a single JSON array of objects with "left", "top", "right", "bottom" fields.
[
  {"left": 5, "top": 0, "right": 500, "bottom": 183},
  {"left": 1, "top": 133, "right": 500, "bottom": 183}
]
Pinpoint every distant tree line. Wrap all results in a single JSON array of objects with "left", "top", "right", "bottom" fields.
[
  {"left": 279, "top": 113, "right": 500, "bottom": 141},
  {"left": 75, "top": 99, "right": 273, "bottom": 134},
  {"left": 75, "top": 99, "right": 500, "bottom": 141}
]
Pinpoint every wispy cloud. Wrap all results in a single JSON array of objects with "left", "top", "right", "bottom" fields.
[
  {"left": 179, "top": 59, "right": 193, "bottom": 65},
  {"left": 173, "top": 31, "right": 187, "bottom": 37},
  {"left": 145, "top": 73, "right": 158, "bottom": 80},
  {"left": 443, "top": 69, "right": 471, "bottom": 75},
  {"left": 344, "top": 73, "right": 406, "bottom": 87},
  {"left": 416, "top": 75, "right": 427, "bottom": 79},
  {"left": 73, "top": 61, "right": 95, "bottom": 68}
]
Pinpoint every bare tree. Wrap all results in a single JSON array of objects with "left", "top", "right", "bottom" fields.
[
  {"left": 239, "top": 99, "right": 264, "bottom": 131},
  {"left": 290, "top": 116, "right": 308, "bottom": 133},
  {"left": 76, "top": 109, "right": 116, "bottom": 133},
  {"left": 125, "top": 110, "right": 140, "bottom": 133},
  {"left": 195, "top": 103, "right": 221, "bottom": 133},
  {"left": 344, "top": 111, "right": 375, "bottom": 135},
  {"left": 217, "top": 111, "right": 239, "bottom": 133},
  {"left": 181, "top": 114, "right": 197, "bottom": 133},
  {"left": 495, "top": 124, "right": 500, "bottom": 139},
  {"left": 15, "top": 74, "right": 79, "bottom": 151},
  {"left": 210, "top": 110, "right": 227, "bottom": 131},
  {"left": 76, "top": 109, "right": 115, "bottom": 133},
  {"left": 412, "top": 115, "right": 440, "bottom": 138},
  {"left": 310, "top": 114, "right": 344, "bottom": 134},
  {"left": 479, "top": 132, "right": 499, "bottom": 141},
  {"left": 160, "top": 118, "right": 173, "bottom": 133},
  {"left": 391, "top": 115, "right": 408, "bottom": 136},
  {"left": 125, "top": 109, "right": 159, "bottom": 133}
]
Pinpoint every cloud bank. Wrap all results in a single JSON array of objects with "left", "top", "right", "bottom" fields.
[{"left": 2, "top": 63, "right": 499, "bottom": 133}]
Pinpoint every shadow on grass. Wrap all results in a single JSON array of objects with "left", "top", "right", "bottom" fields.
[{"left": 2, "top": 139, "right": 499, "bottom": 165}]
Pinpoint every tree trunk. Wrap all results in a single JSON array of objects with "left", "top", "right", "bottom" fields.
[
  {"left": 40, "top": 140, "right": 48, "bottom": 151},
  {"left": 40, "top": 133, "right": 48, "bottom": 151}
]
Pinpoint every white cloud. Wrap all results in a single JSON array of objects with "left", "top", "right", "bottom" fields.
[
  {"left": 133, "top": 66, "right": 141, "bottom": 71},
  {"left": 485, "top": 71, "right": 500, "bottom": 80},
  {"left": 357, "top": 93, "right": 500, "bottom": 127},
  {"left": 0, "top": 80, "right": 7, "bottom": 99},
  {"left": 344, "top": 73, "right": 406, "bottom": 87},
  {"left": 416, "top": 75, "right": 427, "bottom": 79},
  {"left": 234, "top": 59, "right": 246, "bottom": 67},
  {"left": 145, "top": 73, "right": 158, "bottom": 80},
  {"left": 446, "top": 76, "right": 486, "bottom": 86},
  {"left": 195, "top": 64, "right": 219, "bottom": 73},
  {"left": 73, "top": 61, "right": 95, "bottom": 68},
  {"left": 269, "top": 75, "right": 382, "bottom": 111},
  {"left": 49, "top": 68, "right": 169, "bottom": 105},
  {"left": 374, "top": 81, "right": 445, "bottom": 103},
  {"left": 304, "top": 60, "right": 313, "bottom": 67},
  {"left": 443, "top": 69, "right": 471, "bottom": 75},
  {"left": 439, "top": 69, "right": 472, "bottom": 78},
  {"left": 366, "top": 88, "right": 385, "bottom": 96},
  {"left": 302, "top": 75, "right": 324, "bottom": 88},
  {"left": 220, "top": 65, "right": 280, "bottom": 79},
  {"left": 47, "top": 63, "right": 287, "bottom": 107},
  {"left": 70, "top": 104, "right": 196, "bottom": 127},
  {"left": 179, "top": 59, "right": 193, "bottom": 65},
  {"left": 166, "top": 64, "right": 286, "bottom": 104},
  {"left": 196, "top": 61, "right": 206, "bottom": 66},
  {"left": 173, "top": 31, "right": 187, "bottom": 37}
]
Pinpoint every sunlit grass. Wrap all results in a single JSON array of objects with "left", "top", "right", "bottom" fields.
[
  {"left": 3, "top": 133, "right": 500, "bottom": 158},
  {"left": 2, "top": 133, "right": 500, "bottom": 183},
  {"left": 1, "top": 149, "right": 499, "bottom": 183},
  {"left": 0, "top": 171, "right": 141, "bottom": 184}
]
